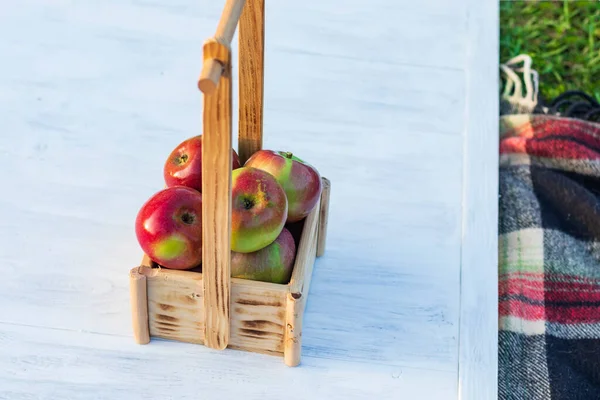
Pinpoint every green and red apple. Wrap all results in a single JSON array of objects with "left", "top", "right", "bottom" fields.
[
  {"left": 231, "top": 227, "right": 296, "bottom": 284},
  {"left": 245, "top": 150, "right": 322, "bottom": 223},
  {"left": 164, "top": 135, "right": 241, "bottom": 192},
  {"left": 135, "top": 186, "right": 203, "bottom": 270},
  {"left": 231, "top": 166, "right": 288, "bottom": 253}
]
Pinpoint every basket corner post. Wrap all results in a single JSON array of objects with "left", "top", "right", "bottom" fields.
[
  {"left": 129, "top": 266, "right": 150, "bottom": 345},
  {"left": 316, "top": 177, "right": 331, "bottom": 257},
  {"left": 284, "top": 291, "right": 304, "bottom": 367}
]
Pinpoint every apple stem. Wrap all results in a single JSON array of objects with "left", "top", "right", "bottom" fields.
[{"left": 283, "top": 152, "right": 293, "bottom": 159}]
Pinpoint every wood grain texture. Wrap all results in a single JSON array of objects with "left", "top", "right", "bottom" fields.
[
  {"left": 457, "top": 0, "right": 499, "bottom": 399},
  {"left": 139, "top": 265, "right": 288, "bottom": 353},
  {"left": 0, "top": 0, "right": 498, "bottom": 396},
  {"left": 229, "top": 278, "right": 287, "bottom": 355},
  {"left": 147, "top": 268, "right": 205, "bottom": 344},
  {"left": 202, "top": 52, "right": 233, "bottom": 350},
  {"left": 238, "top": 0, "right": 265, "bottom": 164},
  {"left": 316, "top": 177, "right": 331, "bottom": 257}
]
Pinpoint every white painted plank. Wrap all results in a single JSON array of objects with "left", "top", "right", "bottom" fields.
[
  {"left": 0, "top": 323, "right": 457, "bottom": 400},
  {"left": 458, "top": 0, "right": 499, "bottom": 399}
]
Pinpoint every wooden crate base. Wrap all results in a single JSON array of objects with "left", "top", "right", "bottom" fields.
[{"left": 129, "top": 177, "right": 330, "bottom": 367}]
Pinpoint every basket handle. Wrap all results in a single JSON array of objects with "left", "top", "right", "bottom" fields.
[
  {"left": 200, "top": 0, "right": 246, "bottom": 351},
  {"left": 198, "top": 0, "right": 264, "bottom": 164},
  {"left": 238, "top": 0, "right": 265, "bottom": 163},
  {"left": 198, "top": 0, "right": 246, "bottom": 94},
  {"left": 199, "top": 0, "right": 265, "bottom": 352}
]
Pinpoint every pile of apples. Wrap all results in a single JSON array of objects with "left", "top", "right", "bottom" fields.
[{"left": 135, "top": 135, "right": 323, "bottom": 284}]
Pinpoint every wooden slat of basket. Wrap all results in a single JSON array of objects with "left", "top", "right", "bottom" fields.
[{"left": 316, "top": 177, "right": 331, "bottom": 257}]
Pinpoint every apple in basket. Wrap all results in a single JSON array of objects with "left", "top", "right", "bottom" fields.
[
  {"left": 164, "top": 135, "right": 241, "bottom": 192},
  {"left": 231, "top": 167, "right": 288, "bottom": 253},
  {"left": 135, "top": 186, "right": 203, "bottom": 270},
  {"left": 231, "top": 227, "right": 296, "bottom": 284},
  {"left": 244, "top": 150, "right": 322, "bottom": 223}
]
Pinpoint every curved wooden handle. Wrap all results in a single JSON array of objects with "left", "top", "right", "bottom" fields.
[{"left": 198, "top": 0, "right": 247, "bottom": 94}]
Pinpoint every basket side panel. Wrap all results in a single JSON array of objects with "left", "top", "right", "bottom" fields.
[
  {"left": 284, "top": 217, "right": 319, "bottom": 366},
  {"left": 144, "top": 267, "right": 287, "bottom": 354},
  {"left": 284, "top": 185, "right": 322, "bottom": 366},
  {"left": 316, "top": 177, "right": 331, "bottom": 257},
  {"left": 229, "top": 279, "right": 287, "bottom": 355},
  {"left": 289, "top": 193, "right": 321, "bottom": 295},
  {"left": 146, "top": 269, "right": 204, "bottom": 344}
]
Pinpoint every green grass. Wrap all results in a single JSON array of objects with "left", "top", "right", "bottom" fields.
[{"left": 500, "top": 1, "right": 600, "bottom": 103}]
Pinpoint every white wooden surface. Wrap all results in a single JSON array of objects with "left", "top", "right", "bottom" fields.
[
  {"left": 0, "top": 1, "right": 498, "bottom": 399},
  {"left": 458, "top": 0, "right": 499, "bottom": 399}
]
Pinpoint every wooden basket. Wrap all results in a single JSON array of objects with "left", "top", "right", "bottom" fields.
[{"left": 128, "top": 0, "right": 331, "bottom": 367}]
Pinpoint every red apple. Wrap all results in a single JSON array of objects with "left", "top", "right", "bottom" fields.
[
  {"left": 244, "top": 150, "right": 322, "bottom": 223},
  {"left": 231, "top": 227, "right": 296, "bottom": 284},
  {"left": 231, "top": 167, "right": 288, "bottom": 253},
  {"left": 164, "top": 135, "right": 241, "bottom": 192},
  {"left": 135, "top": 186, "right": 203, "bottom": 270}
]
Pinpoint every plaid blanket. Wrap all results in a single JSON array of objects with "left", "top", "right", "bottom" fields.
[{"left": 499, "top": 114, "right": 600, "bottom": 399}]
